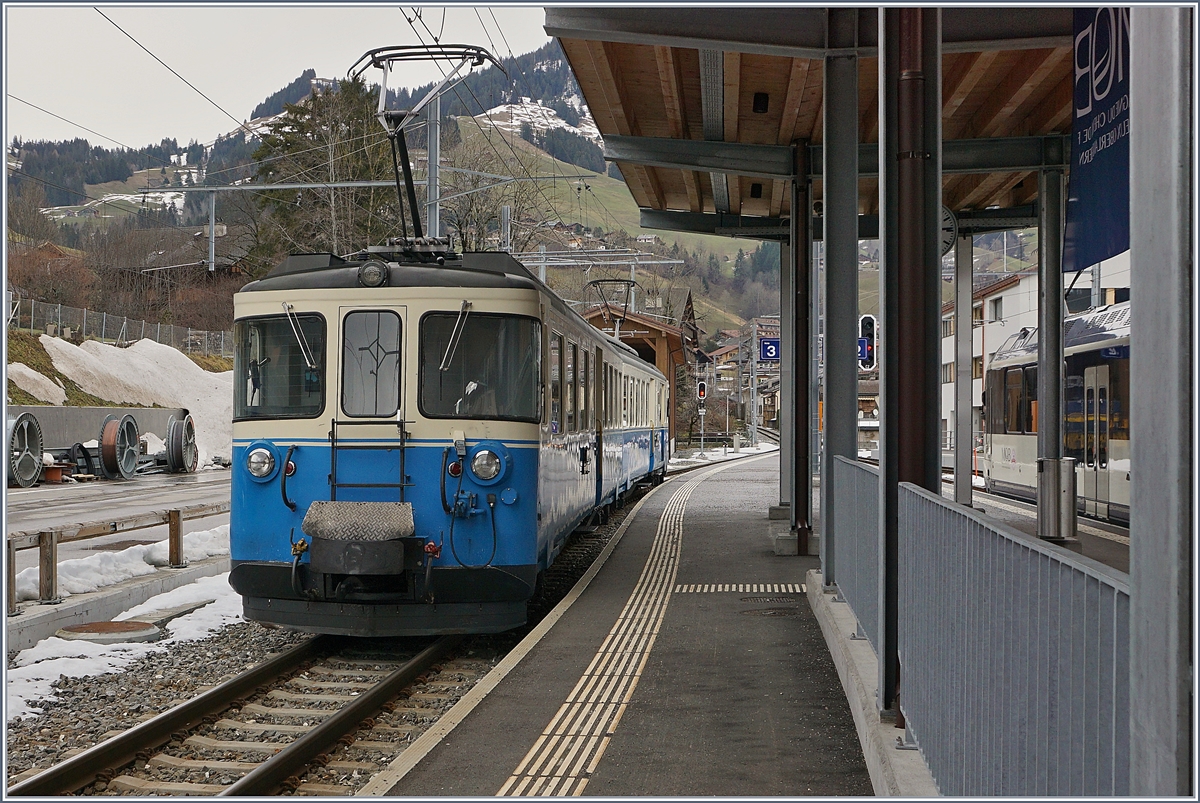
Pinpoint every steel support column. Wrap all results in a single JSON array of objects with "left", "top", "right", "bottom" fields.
[
  {"left": 820, "top": 8, "right": 859, "bottom": 586},
  {"left": 1129, "top": 6, "right": 1193, "bottom": 795},
  {"left": 1036, "top": 168, "right": 1066, "bottom": 538},
  {"left": 878, "top": 7, "right": 940, "bottom": 715},
  {"left": 954, "top": 233, "right": 973, "bottom": 505},
  {"left": 791, "top": 144, "right": 812, "bottom": 548},
  {"left": 779, "top": 240, "right": 795, "bottom": 512}
]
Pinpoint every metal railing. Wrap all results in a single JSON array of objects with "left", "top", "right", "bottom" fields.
[
  {"left": 9, "top": 298, "right": 233, "bottom": 357},
  {"left": 831, "top": 456, "right": 880, "bottom": 651},
  {"left": 896, "top": 483, "right": 1129, "bottom": 796}
]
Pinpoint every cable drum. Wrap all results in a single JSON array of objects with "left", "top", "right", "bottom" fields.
[
  {"left": 99, "top": 414, "right": 140, "bottom": 480},
  {"left": 165, "top": 414, "right": 199, "bottom": 473},
  {"left": 7, "top": 412, "right": 43, "bottom": 488},
  {"left": 68, "top": 442, "right": 95, "bottom": 477}
]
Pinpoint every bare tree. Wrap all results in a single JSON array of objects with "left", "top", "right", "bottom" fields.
[{"left": 441, "top": 120, "right": 552, "bottom": 252}]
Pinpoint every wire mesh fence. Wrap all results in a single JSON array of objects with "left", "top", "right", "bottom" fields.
[{"left": 7, "top": 298, "right": 233, "bottom": 358}]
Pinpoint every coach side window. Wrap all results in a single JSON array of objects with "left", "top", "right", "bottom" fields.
[
  {"left": 581, "top": 350, "right": 590, "bottom": 429},
  {"left": 550, "top": 333, "right": 562, "bottom": 434},
  {"left": 566, "top": 342, "right": 577, "bottom": 432},
  {"left": 1004, "top": 368, "right": 1024, "bottom": 433},
  {"left": 1023, "top": 366, "right": 1038, "bottom": 433}
]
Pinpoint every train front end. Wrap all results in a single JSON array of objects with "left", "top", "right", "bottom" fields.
[{"left": 228, "top": 250, "right": 545, "bottom": 636}]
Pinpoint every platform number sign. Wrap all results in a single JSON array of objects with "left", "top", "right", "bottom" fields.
[{"left": 759, "top": 337, "right": 781, "bottom": 362}]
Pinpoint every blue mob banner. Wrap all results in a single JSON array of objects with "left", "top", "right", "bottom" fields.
[{"left": 1062, "top": 7, "right": 1131, "bottom": 274}]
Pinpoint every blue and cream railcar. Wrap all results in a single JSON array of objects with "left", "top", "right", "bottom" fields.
[
  {"left": 228, "top": 247, "right": 668, "bottom": 636},
  {"left": 982, "top": 301, "right": 1130, "bottom": 524}
]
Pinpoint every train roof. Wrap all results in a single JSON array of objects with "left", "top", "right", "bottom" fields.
[
  {"left": 238, "top": 250, "right": 541, "bottom": 293},
  {"left": 989, "top": 301, "right": 1131, "bottom": 364},
  {"left": 237, "top": 247, "right": 649, "bottom": 367}
]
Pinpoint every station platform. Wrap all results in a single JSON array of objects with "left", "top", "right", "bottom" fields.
[{"left": 364, "top": 453, "right": 878, "bottom": 797}]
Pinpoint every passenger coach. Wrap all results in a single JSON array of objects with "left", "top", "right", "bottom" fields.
[
  {"left": 983, "top": 300, "right": 1131, "bottom": 524},
  {"left": 227, "top": 245, "right": 669, "bottom": 636}
]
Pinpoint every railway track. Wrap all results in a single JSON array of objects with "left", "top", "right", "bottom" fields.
[{"left": 7, "top": 634, "right": 489, "bottom": 796}]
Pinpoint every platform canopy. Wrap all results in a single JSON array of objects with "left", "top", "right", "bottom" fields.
[{"left": 547, "top": 7, "right": 1074, "bottom": 230}]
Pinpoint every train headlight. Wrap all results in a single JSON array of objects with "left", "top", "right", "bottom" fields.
[
  {"left": 357, "top": 260, "right": 389, "bottom": 288},
  {"left": 471, "top": 449, "right": 501, "bottom": 481},
  {"left": 247, "top": 447, "right": 275, "bottom": 478}
]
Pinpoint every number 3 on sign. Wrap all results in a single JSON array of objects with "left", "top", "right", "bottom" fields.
[{"left": 759, "top": 337, "right": 780, "bottom": 361}]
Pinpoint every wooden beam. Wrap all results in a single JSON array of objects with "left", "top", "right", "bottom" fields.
[
  {"left": 583, "top": 40, "right": 659, "bottom": 206},
  {"left": 978, "top": 46, "right": 1070, "bottom": 138},
  {"left": 955, "top": 170, "right": 1025, "bottom": 209},
  {"left": 777, "top": 58, "right": 811, "bottom": 144},
  {"left": 655, "top": 45, "right": 689, "bottom": 139},
  {"left": 941, "top": 51, "right": 1002, "bottom": 138},
  {"left": 1022, "top": 71, "right": 1073, "bottom": 135},
  {"left": 728, "top": 174, "right": 742, "bottom": 214},
  {"left": 683, "top": 170, "right": 703, "bottom": 213},
  {"left": 955, "top": 49, "right": 1057, "bottom": 140},
  {"left": 724, "top": 51, "right": 742, "bottom": 142},
  {"left": 770, "top": 177, "right": 787, "bottom": 217},
  {"left": 793, "top": 59, "right": 824, "bottom": 146}
]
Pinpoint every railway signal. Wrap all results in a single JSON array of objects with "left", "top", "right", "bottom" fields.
[
  {"left": 858, "top": 314, "right": 877, "bottom": 370},
  {"left": 697, "top": 380, "right": 707, "bottom": 401}
]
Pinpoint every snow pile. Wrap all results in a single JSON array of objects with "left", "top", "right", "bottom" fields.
[
  {"left": 8, "top": 363, "right": 66, "bottom": 405},
  {"left": 476, "top": 98, "right": 602, "bottom": 145},
  {"left": 668, "top": 440, "right": 779, "bottom": 468},
  {"left": 13, "top": 525, "right": 230, "bottom": 602},
  {"left": 39, "top": 335, "right": 232, "bottom": 466},
  {"left": 6, "top": 573, "right": 243, "bottom": 721}
]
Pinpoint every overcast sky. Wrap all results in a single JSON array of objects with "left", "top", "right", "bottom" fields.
[{"left": 4, "top": 4, "right": 551, "bottom": 150}]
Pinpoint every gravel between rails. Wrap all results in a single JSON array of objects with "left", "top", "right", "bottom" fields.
[{"left": 5, "top": 488, "right": 647, "bottom": 794}]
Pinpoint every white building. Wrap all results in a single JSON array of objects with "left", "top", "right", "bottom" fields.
[{"left": 938, "top": 270, "right": 1039, "bottom": 452}]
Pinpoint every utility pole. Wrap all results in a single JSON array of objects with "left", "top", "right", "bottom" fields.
[
  {"left": 750, "top": 330, "right": 759, "bottom": 446},
  {"left": 501, "top": 205, "right": 511, "bottom": 251},
  {"left": 426, "top": 96, "right": 440, "bottom": 238},
  {"left": 207, "top": 191, "right": 216, "bottom": 272}
]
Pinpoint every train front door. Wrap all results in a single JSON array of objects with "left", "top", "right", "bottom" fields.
[{"left": 1082, "top": 365, "right": 1110, "bottom": 518}]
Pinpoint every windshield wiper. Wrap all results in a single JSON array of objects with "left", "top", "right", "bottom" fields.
[
  {"left": 439, "top": 300, "right": 472, "bottom": 372},
  {"left": 281, "top": 301, "right": 317, "bottom": 370}
]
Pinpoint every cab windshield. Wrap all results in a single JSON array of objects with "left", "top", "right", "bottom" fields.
[
  {"left": 419, "top": 312, "right": 540, "bottom": 421},
  {"left": 234, "top": 314, "right": 325, "bottom": 419}
]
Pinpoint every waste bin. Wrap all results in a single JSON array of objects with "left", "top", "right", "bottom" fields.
[{"left": 1036, "top": 457, "right": 1078, "bottom": 540}]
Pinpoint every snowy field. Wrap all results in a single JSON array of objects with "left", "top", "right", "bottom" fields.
[
  {"left": 11, "top": 335, "right": 234, "bottom": 467},
  {"left": 6, "top": 526, "right": 239, "bottom": 721}
]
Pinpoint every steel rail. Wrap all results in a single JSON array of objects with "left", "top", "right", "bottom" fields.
[
  {"left": 7, "top": 636, "right": 328, "bottom": 796},
  {"left": 219, "top": 634, "right": 463, "bottom": 796}
]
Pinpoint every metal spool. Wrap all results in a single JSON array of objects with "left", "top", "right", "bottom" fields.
[
  {"left": 68, "top": 442, "right": 95, "bottom": 476},
  {"left": 7, "top": 412, "right": 43, "bottom": 488},
  {"left": 99, "top": 414, "right": 140, "bottom": 480},
  {"left": 165, "top": 414, "right": 199, "bottom": 474}
]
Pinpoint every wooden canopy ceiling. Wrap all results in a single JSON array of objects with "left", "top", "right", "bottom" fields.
[{"left": 550, "top": 8, "right": 1074, "bottom": 220}]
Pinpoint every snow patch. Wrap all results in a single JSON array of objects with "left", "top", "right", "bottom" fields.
[
  {"left": 6, "top": 572, "right": 243, "bottom": 721},
  {"left": 475, "top": 98, "right": 602, "bottom": 146},
  {"left": 8, "top": 362, "right": 66, "bottom": 405}
]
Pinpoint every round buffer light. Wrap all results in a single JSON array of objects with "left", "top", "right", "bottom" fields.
[
  {"left": 357, "top": 260, "right": 389, "bottom": 288},
  {"left": 471, "top": 449, "right": 502, "bottom": 481},
  {"left": 247, "top": 447, "right": 275, "bottom": 478}
]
